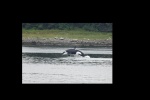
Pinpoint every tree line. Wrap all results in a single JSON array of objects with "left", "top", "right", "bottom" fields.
[{"left": 22, "top": 23, "right": 112, "bottom": 32}]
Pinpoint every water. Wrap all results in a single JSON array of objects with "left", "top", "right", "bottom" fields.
[{"left": 22, "top": 46, "right": 112, "bottom": 84}]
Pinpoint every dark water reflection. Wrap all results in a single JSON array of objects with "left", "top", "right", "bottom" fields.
[
  {"left": 23, "top": 53, "right": 112, "bottom": 58},
  {"left": 22, "top": 53, "right": 112, "bottom": 66}
]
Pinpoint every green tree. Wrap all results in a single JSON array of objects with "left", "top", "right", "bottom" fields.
[{"left": 22, "top": 23, "right": 112, "bottom": 32}]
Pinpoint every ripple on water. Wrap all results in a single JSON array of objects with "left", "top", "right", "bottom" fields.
[{"left": 23, "top": 55, "right": 112, "bottom": 66}]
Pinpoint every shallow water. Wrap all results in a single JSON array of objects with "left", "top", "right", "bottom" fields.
[{"left": 22, "top": 46, "right": 112, "bottom": 84}]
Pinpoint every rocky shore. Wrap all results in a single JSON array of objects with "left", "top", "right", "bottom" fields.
[{"left": 22, "top": 37, "right": 112, "bottom": 47}]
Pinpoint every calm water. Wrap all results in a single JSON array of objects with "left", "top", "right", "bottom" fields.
[{"left": 22, "top": 46, "right": 112, "bottom": 84}]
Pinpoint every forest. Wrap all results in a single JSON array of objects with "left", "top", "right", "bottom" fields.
[{"left": 22, "top": 23, "right": 112, "bottom": 32}]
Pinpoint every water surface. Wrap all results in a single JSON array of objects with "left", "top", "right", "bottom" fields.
[{"left": 22, "top": 46, "right": 112, "bottom": 84}]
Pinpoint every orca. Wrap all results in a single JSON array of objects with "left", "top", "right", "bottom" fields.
[{"left": 62, "top": 47, "right": 90, "bottom": 58}]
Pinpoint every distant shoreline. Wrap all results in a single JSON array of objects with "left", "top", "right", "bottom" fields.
[{"left": 22, "top": 38, "right": 112, "bottom": 47}]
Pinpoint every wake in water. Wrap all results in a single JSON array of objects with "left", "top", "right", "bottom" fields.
[{"left": 62, "top": 54, "right": 90, "bottom": 58}]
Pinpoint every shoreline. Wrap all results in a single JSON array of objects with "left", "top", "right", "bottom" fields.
[{"left": 22, "top": 38, "right": 112, "bottom": 47}]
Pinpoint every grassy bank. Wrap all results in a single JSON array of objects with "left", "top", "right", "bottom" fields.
[{"left": 22, "top": 29, "right": 112, "bottom": 40}]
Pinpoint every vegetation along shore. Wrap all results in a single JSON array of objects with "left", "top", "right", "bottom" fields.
[
  {"left": 22, "top": 23, "right": 112, "bottom": 47},
  {"left": 22, "top": 29, "right": 112, "bottom": 47}
]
